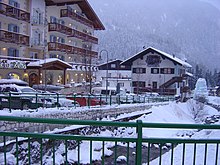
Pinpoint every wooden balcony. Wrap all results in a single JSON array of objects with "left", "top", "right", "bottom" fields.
[
  {"left": 49, "top": 23, "right": 98, "bottom": 44},
  {"left": 72, "top": 45, "right": 98, "bottom": 57},
  {"left": 48, "top": 42, "right": 98, "bottom": 57},
  {"left": 71, "top": 29, "right": 98, "bottom": 44},
  {"left": 0, "top": 30, "right": 29, "bottom": 46},
  {"left": 48, "top": 23, "right": 72, "bottom": 35},
  {"left": 48, "top": 42, "right": 72, "bottom": 53},
  {"left": 60, "top": 9, "right": 93, "bottom": 28},
  {"left": 0, "top": 2, "right": 30, "bottom": 22}
]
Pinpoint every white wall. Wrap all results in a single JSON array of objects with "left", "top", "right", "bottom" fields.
[
  {"left": 132, "top": 52, "right": 185, "bottom": 88},
  {"left": 96, "top": 69, "right": 132, "bottom": 92}
]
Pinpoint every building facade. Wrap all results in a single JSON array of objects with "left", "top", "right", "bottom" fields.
[
  {"left": 0, "top": 0, "right": 104, "bottom": 86},
  {"left": 121, "top": 47, "right": 192, "bottom": 95},
  {"left": 97, "top": 59, "right": 132, "bottom": 92}
]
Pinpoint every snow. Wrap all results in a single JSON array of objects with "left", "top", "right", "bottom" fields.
[
  {"left": 121, "top": 47, "right": 192, "bottom": 68},
  {"left": 0, "top": 97, "right": 220, "bottom": 164},
  {"left": 27, "top": 58, "right": 72, "bottom": 68},
  {"left": 116, "top": 155, "right": 127, "bottom": 162},
  {"left": 194, "top": 78, "right": 209, "bottom": 99},
  {"left": 0, "top": 79, "right": 28, "bottom": 86}
]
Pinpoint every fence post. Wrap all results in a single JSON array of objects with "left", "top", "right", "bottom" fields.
[
  {"left": 100, "top": 95, "right": 102, "bottom": 106},
  {"left": 56, "top": 93, "right": 59, "bottom": 107},
  {"left": 9, "top": 92, "right": 11, "bottom": 112},
  {"left": 35, "top": 93, "right": 38, "bottom": 108},
  {"left": 88, "top": 94, "right": 90, "bottom": 108},
  {"left": 136, "top": 120, "right": 142, "bottom": 165}
]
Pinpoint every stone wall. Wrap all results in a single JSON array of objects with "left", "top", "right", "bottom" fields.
[{"left": 0, "top": 103, "right": 167, "bottom": 134}]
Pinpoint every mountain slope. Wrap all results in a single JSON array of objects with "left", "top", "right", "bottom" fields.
[{"left": 89, "top": 0, "right": 220, "bottom": 70}]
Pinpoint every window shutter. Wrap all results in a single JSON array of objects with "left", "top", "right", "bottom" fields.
[
  {"left": 8, "top": 48, "right": 13, "bottom": 56},
  {"left": 15, "top": 49, "right": 19, "bottom": 57},
  {"left": 15, "top": 25, "right": 19, "bottom": 33},
  {"left": 61, "top": 38, "right": 65, "bottom": 43},
  {"left": 8, "top": 24, "right": 13, "bottom": 32}
]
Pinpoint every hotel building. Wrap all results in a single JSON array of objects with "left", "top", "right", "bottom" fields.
[{"left": 0, "top": 0, "right": 104, "bottom": 86}]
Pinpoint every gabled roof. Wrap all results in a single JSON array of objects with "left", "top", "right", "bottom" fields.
[
  {"left": 98, "top": 59, "right": 123, "bottom": 67},
  {"left": 121, "top": 47, "right": 192, "bottom": 68},
  {"left": 27, "top": 58, "right": 72, "bottom": 70},
  {"left": 45, "top": 0, "right": 105, "bottom": 30}
]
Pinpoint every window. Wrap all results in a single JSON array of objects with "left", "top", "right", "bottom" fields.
[
  {"left": 146, "top": 55, "right": 161, "bottom": 66},
  {"left": 33, "top": 30, "right": 42, "bottom": 45},
  {"left": 160, "top": 68, "right": 175, "bottom": 74},
  {"left": 132, "top": 68, "right": 146, "bottom": 74},
  {"left": 50, "top": 54, "right": 65, "bottom": 61},
  {"left": 33, "top": 9, "right": 44, "bottom": 24},
  {"left": 151, "top": 68, "right": 159, "bottom": 74},
  {"left": 58, "top": 19, "right": 65, "bottom": 25},
  {"left": 120, "top": 65, "right": 125, "bottom": 68},
  {"left": 119, "top": 83, "right": 124, "bottom": 87},
  {"left": 8, "top": 48, "right": 19, "bottom": 57},
  {"left": 132, "top": 81, "right": 145, "bottom": 87},
  {"left": 50, "top": 16, "right": 57, "bottom": 23},
  {"left": 67, "top": 6, "right": 73, "bottom": 12},
  {"left": 111, "top": 64, "right": 116, "bottom": 68},
  {"left": 8, "top": 24, "right": 19, "bottom": 33},
  {"left": 50, "top": 35, "right": 57, "bottom": 42},
  {"left": 9, "top": 0, "right": 20, "bottom": 8},
  {"left": 30, "top": 52, "right": 38, "bottom": 59}
]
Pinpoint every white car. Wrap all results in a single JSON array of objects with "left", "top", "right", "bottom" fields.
[{"left": 37, "top": 90, "right": 80, "bottom": 108}]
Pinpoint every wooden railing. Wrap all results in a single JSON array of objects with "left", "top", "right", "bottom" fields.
[
  {"left": 48, "top": 23, "right": 72, "bottom": 35},
  {"left": 160, "top": 76, "right": 183, "bottom": 88},
  {"left": 0, "top": 30, "right": 29, "bottom": 46},
  {"left": 71, "top": 29, "right": 98, "bottom": 44},
  {"left": 60, "top": 9, "right": 94, "bottom": 28},
  {"left": 0, "top": 2, "right": 30, "bottom": 22},
  {"left": 48, "top": 23, "right": 98, "bottom": 44},
  {"left": 48, "top": 42, "right": 98, "bottom": 57}
]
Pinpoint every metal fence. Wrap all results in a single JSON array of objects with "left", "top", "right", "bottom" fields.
[
  {"left": 0, "top": 92, "right": 175, "bottom": 111},
  {"left": 0, "top": 116, "right": 219, "bottom": 165}
]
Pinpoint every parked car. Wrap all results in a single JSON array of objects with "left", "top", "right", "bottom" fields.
[
  {"left": 36, "top": 90, "right": 80, "bottom": 108},
  {"left": 0, "top": 84, "right": 53, "bottom": 110}
]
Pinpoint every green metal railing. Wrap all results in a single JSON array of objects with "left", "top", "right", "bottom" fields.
[
  {"left": 0, "top": 92, "right": 175, "bottom": 111},
  {"left": 0, "top": 116, "right": 219, "bottom": 165}
]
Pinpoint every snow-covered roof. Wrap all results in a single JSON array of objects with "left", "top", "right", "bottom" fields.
[
  {"left": 0, "top": 79, "right": 28, "bottom": 86},
  {"left": 121, "top": 47, "right": 192, "bottom": 68},
  {"left": 98, "top": 59, "right": 122, "bottom": 66},
  {"left": 185, "top": 71, "right": 194, "bottom": 77},
  {"left": 27, "top": 58, "right": 72, "bottom": 68}
]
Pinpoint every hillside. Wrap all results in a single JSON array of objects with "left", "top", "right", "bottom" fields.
[{"left": 89, "top": 0, "right": 220, "bottom": 70}]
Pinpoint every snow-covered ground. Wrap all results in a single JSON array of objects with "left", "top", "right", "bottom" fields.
[{"left": 0, "top": 97, "right": 220, "bottom": 164}]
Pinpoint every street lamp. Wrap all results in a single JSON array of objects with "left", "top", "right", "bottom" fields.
[{"left": 99, "top": 49, "right": 109, "bottom": 101}]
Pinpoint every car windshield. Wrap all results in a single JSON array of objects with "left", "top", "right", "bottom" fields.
[{"left": 21, "top": 88, "right": 36, "bottom": 93}]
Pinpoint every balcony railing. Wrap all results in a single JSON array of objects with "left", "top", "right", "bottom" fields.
[
  {"left": 71, "top": 29, "right": 98, "bottom": 44},
  {"left": 48, "top": 42, "right": 72, "bottom": 54},
  {"left": 48, "top": 42, "right": 98, "bottom": 57},
  {"left": 48, "top": 23, "right": 72, "bottom": 35},
  {"left": 0, "top": 2, "right": 30, "bottom": 22},
  {"left": 48, "top": 23, "right": 98, "bottom": 44},
  {"left": 60, "top": 9, "right": 93, "bottom": 28},
  {"left": 0, "top": 30, "right": 29, "bottom": 46}
]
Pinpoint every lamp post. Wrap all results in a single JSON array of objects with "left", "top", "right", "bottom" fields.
[{"left": 99, "top": 49, "right": 109, "bottom": 101}]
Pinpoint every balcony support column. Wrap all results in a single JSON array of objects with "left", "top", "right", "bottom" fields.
[{"left": 64, "top": 69, "right": 66, "bottom": 85}]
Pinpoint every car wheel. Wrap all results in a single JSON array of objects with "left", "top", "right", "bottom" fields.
[{"left": 22, "top": 102, "right": 30, "bottom": 110}]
